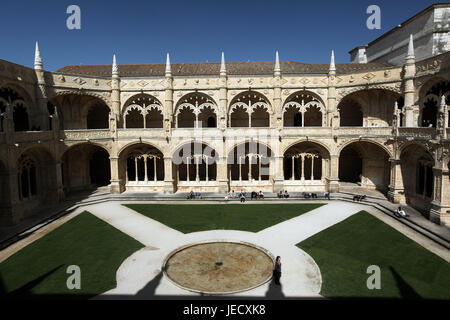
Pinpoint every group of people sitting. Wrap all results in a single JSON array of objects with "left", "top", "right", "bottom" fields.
[
  {"left": 303, "top": 192, "right": 318, "bottom": 199},
  {"left": 187, "top": 190, "right": 202, "bottom": 199},
  {"left": 277, "top": 190, "right": 290, "bottom": 198},
  {"left": 224, "top": 190, "right": 265, "bottom": 202}
]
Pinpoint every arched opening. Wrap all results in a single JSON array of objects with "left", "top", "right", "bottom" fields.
[
  {"left": 89, "top": 149, "right": 111, "bottom": 186},
  {"left": 251, "top": 105, "right": 270, "bottom": 127},
  {"left": 304, "top": 105, "right": 322, "bottom": 127},
  {"left": 227, "top": 141, "right": 273, "bottom": 191},
  {"left": 122, "top": 94, "right": 163, "bottom": 129},
  {"left": 15, "top": 147, "right": 57, "bottom": 219},
  {"left": 198, "top": 106, "right": 217, "bottom": 128},
  {"left": 177, "top": 106, "right": 196, "bottom": 128},
  {"left": 119, "top": 143, "right": 165, "bottom": 192},
  {"left": 283, "top": 142, "right": 329, "bottom": 191},
  {"left": 61, "top": 144, "right": 111, "bottom": 194},
  {"left": 230, "top": 105, "right": 249, "bottom": 127},
  {"left": 173, "top": 142, "right": 217, "bottom": 187},
  {"left": 339, "top": 141, "right": 390, "bottom": 192},
  {"left": 400, "top": 144, "right": 434, "bottom": 214},
  {"left": 339, "top": 146, "right": 362, "bottom": 183},
  {"left": 87, "top": 103, "right": 109, "bottom": 129},
  {"left": 145, "top": 107, "right": 164, "bottom": 128},
  {"left": 419, "top": 80, "right": 450, "bottom": 127},
  {"left": 49, "top": 94, "right": 108, "bottom": 130},
  {"left": 229, "top": 91, "right": 271, "bottom": 128},
  {"left": 174, "top": 93, "right": 218, "bottom": 128},
  {"left": 283, "top": 91, "right": 324, "bottom": 127},
  {"left": 338, "top": 99, "right": 363, "bottom": 126},
  {"left": 0, "top": 88, "right": 31, "bottom": 131},
  {"left": 338, "top": 89, "right": 400, "bottom": 127},
  {"left": 125, "top": 107, "right": 144, "bottom": 128}
]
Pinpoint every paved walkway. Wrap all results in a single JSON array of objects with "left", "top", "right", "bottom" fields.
[
  {"left": 86, "top": 200, "right": 409, "bottom": 299},
  {"left": 2, "top": 198, "right": 449, "bottom": 299}
]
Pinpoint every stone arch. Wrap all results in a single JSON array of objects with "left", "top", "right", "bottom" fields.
[
  {"left": 337, "top": 88, "right": 401, "bottom": 127},
  {"left": 227, "top": 141, "right": 274, "bottom": 184},
  {"left": 61, "top": 143, "right": 111, "bottom": 193},
  {"left": 283, "top": 141, "right": 330, "bottom": 184},
  {"left": 399, "top": 143, "right": 434, "bottom": 213},
  {"left": 0, "top": 86, "right": 31, "bottom": 131},
  {"left": 48, "top": 93, "right": 110, "bottom": 130},
  {"left": 282, "top": 91, "right": 326, "bottom": 127},
  {"left": 122, "top": 94, "right": 163, "bottom": 129},
  {"left": 174, "top": 92, "right": 218, "bottom": 128},
  {"left": 119, "top": 143, "right": 165, "bottom": 189},
  {"left": 229, "top": 91, "right": 271, "bottom": 128},
  {"left": 15, "top": 146, "right": 57, "bottom": 219},
  {"left": 418, "top": 78, "right": 450, "bottom": 127},
  {"left": 172, "top": 141, "right": 218, "bottom": 185},
  {"left": 338, "top": 140, "right": 391, "bottom": 192}
]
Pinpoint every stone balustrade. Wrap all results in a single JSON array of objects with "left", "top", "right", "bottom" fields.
[{"left": 62, "top": 129, "right": 111, "bottom": 141}]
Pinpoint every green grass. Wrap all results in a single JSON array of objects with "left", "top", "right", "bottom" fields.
[
  {"left": 0, "top": 211, "right": 144, "bottom": 299},
  {"left": 124, "top": 203, "right": 325, "bottom": 233},
  {"left": 297, "top": 211, "right": 450, "bottom": 299}
]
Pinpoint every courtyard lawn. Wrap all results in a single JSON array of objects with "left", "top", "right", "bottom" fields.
[
  {"left": 0, "top": 211, "right": 144, "bottom": 299},
  {"left": 124, "top": 203, "right": 324, "bottom": 233},
  {"left": 297, "top": 211, "right": 450, "bottom": 299}
]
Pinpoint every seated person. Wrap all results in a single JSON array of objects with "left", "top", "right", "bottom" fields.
[
  {"left": 258, "top": 190, "right": 264, "bottom": 199},
  {"left": 284, "top": 190, "right": 289, "bottom": 198},
  {"left": 240, "top": 192, "right": 246, "bottom": 203},
  {"left": 251, "top": 191, "right": 257, "bottom": 200},
  {"left": 324, "top": 191, "right": 330, "bottom": 200},
  {"left": 231, "top": 190, "right": 236, "bottom": 198},
  {"left": 395, "top": 206, "right": 409, "bottom": 218},
  {"left": 187, "top": 190, "right": 194, "bottom": 199},
  {"left": 311, "top": 192, "right": 317, "bottom": 198},
  {"left": 278, "top": 190, "right": 283, "bottom": 198},
  {"left": 303, "top": 192, "right": 311, "bottom": 199}
]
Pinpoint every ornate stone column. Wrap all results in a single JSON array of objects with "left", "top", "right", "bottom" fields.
[
  {"left": 109, "top": 156, "right": 122, "bottom": 194},
  {"left": 163, "top": 156, "right": 175, "bottom": 193},
  {"left": 387, "top": 158, "right": 404, "bottom": 203},
  {"left": 327, "top": 154, "right": 340, "bottom": 192}
]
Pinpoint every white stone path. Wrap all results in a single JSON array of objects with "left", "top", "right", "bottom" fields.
[{"left": 83, "top": 201, "right": 370, "bottom": 299}]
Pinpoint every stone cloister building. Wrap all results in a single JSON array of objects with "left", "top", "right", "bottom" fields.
[{"left": 0, "top": 35, "right": 449, "bottom": 227}]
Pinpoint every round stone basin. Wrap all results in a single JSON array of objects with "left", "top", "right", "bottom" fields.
[{"left": 163, "top": 241, "right": 274, "bottom": 295}]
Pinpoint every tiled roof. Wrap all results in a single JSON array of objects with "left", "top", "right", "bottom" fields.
[{"left": 56, "top": 60, "right": 394, "bottom": 77}]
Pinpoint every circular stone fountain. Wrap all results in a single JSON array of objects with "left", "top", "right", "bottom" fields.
[{"left": 163, "top": 241, "right": 274, "bottom": 295}]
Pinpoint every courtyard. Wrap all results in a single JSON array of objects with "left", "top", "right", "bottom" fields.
[{"left": 1, "top": 200, "right": 449, "bottom": 300}]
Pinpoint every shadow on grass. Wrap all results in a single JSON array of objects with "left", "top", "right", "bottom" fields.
[
  {"left": 389, "top": 266, "right": 422, "bottom": 300},
  {"left": 0, "top": 265, "right": 64, "bottom": 297}
]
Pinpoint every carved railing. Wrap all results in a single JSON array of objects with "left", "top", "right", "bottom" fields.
[
  {"left": 62, "top": 129, "right": 111, "bottom": 141},
  {"left": 337, "top": 127, "right": 392, "bottom": 136},
  {"left": 13, "top": 131, "right": 54, "bottom": 143},
  {"left": 398, "top": 127, "right": 436, "bottom": 139}
]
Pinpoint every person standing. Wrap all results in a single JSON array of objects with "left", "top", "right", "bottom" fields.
[{"left": 273, "top": 256, "right": 281, "bottom": 285}]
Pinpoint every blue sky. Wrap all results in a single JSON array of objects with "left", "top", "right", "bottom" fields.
[{"left": 0, "top": 0, "right": 441, "bottom": 71}]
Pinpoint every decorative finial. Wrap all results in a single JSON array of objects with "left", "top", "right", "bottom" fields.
[
  {"left": 329, "top": 50, "right": 336, "bottom": 72},
  {"left": 165, "top": 53, "right": 171, "bottom": 76},
  {"left": 440, "top": 94, "right": 446, "bottom": 109},
  {"left": 112, "top": 54, "right": 119, "bottom": 76},
  {"left": 406, "top": 34, "right": 415, "bottom": 60},
  {"left": 274, "top": 51, "right": 280, "bottom": 74},
  {"left": 34, "top": 41, "right": 43, "bottom": 71},
  {"left": 220, "top": 52, "right": 226, "bottom": 75}
]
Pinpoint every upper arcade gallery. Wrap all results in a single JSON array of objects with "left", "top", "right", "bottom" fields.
[{"left": 0, "top": 38, "right": 449, "bottom": 227}]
